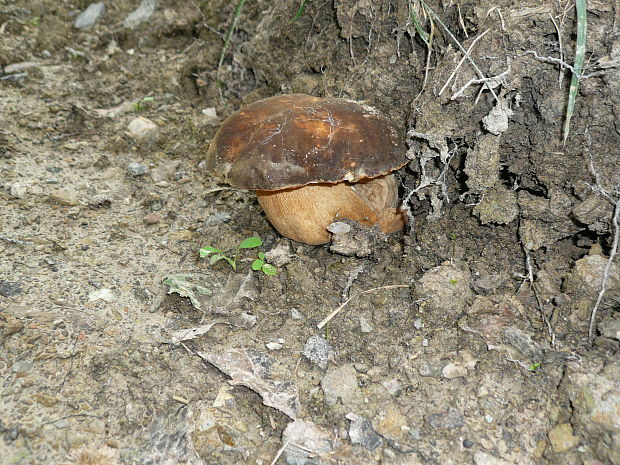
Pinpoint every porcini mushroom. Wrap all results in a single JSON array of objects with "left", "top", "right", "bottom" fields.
[{"left": 205, "top": 94, "right": 408, "bottom": 245}]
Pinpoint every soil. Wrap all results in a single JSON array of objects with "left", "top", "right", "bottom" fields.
[{"left": 1, "top": 1, "right": 619, "bottom": 465}]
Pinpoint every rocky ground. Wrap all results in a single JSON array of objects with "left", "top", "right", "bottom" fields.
[{"left": 1, "top": 1, "right": 619, "bottom": 464}]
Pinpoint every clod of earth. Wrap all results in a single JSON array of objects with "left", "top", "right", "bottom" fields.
[{"left": 205, "top": 94, "right": 408, "bottom": 245}]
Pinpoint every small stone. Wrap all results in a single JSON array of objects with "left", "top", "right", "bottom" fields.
[
  {"left": 302, "top": 335, "right": 332, "bottom": 369},
  {"left": 127, "top": 116, "right": 159, "bottom": 144},
  {"left": 413, "top": 318, "right": 423, "bottom": 329},
  {"left": 12, "top": 360, "right": 33, "bottom": 372},
  {"left": 74, "top": 2, "right": 106, "bottom": 29},
  {"left": 48, "top": 190, "right": 79, "bottom": 206},
  {"left": 127, "top": 162, "right": 149, "bottom": 176},
  {"left": 291, "top": 308, "right": 303, "bottom": 319},
  {"left": 0, "top": 281, "right": 23, "bottom": 298},
  {"left": 124, "top": 0, "right": 157, "bottom": 28},
  {"left": 548, "top": 423, "right": 580, "bottom": 453},
  {"left": 463, "top": 438, "right": 474, "bottom": 448},
  {"left": 442, "top": 362, "right": 468, "bottom": 379},
  {"left": 265, "top": 242, "right": 292, "bottom": 267},
  {"left": 346, "top": 413, "right": 382, "bottom": 451},
  {"left": 382, "top": 378, "right": 402, "bottom": 396},
  {"left": 427, "top": 409, "right": 465, "bottom": 429},
  {"left": 359, "top": 317, "right": 373, "bottom": 333},
  {"left": 474, "top": 451, "right": 512, "bottom": 465},
  {"left": 422, "top": 338, "right": 429, "bottom": 347},
  {"left": 321, "top": 364, "right": 360, "bottom": 406},
  {"left": 265, "top": 339, "right": 284, "bottom": 350},
  {"left": 201, "top": 107, "right": 219, "bottom": 125},
  {"left": 143, "top": 212, "right": 161, "bottom": 224},
  {"left": 88, "top": 288, "right": 117, "bottom": 303},
  {"left": 8, "top": 182, "right": 28, "bottom": 198}
]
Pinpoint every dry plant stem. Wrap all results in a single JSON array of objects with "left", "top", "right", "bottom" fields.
[
  {"left": 419, "top": 0, "right": 499, "bottom": 102},
  {"left": 548, "top": 12, "right": 566, "bottom": 86},
  {"left": 588, "top": 198, "right": 620, "bottom": 343},
  {"left": 317, "top": 284, "right": 410, "bottom": 329},
  {"left": 269, "top": 440, "right": 290, "bottom": 465},
  {"left": 438, "top": 29, "right": 489, "bottom": 97},
  {"left": 524, "top": 249, "right": 556, "bottom": 347},
  {"left": 586, "top": 153, "right": 620, "bottom": 343}
]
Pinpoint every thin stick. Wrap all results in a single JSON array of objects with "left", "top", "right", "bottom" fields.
[
  {"left": 588, "top": 198, "right": 620, "bottom": 343},
  {"left": 419, "top": 0, "right": 499, "bottom": 102},
  {"left": 548, "top": 12, "right": 565, "bottom": 86},
  {"left": 438, "top": 29, "right": 489, "bottom": 97},
  {"left": 269, "top": 440, "right": 289, "bottom": 465},
  {"left": 317, "top": 284, "right": 410, "bottom": 329}
]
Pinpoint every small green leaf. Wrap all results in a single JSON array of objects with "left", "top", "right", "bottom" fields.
[
  {"left": 528, "top": 362, "right": 541, "bottom": 372},
  {"left": 258, "top": 251, "right": 265, "bottom": 259},
  {"left": 262, "top": 264, "right": 277, "bottom": 276},
  {"left": 252, "top": 259, "right": 264, "bottom": 271},
  {"left": 238, "top": 236, "right": 262, "bottom": 249},
  {"left": 200, "top": 245, "right": 221, "bottom": 257},
  {"left": 209, "top": 253, "right": 225, "bottom": 265}
]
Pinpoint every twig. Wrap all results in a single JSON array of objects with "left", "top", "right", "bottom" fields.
[
  {"left": 317, "top": 284, "right": 410, "bottom": 329},
  {"left": 438, "top": 29, "right": 489, "bottom": 97},
  {"left": 548, "top": 12, "right": 565, "bottom": 86},
  {"left": 269, "top": 440, "right": 289, "bottom": 465},
  {"left": 419, "top": 0, "right": 499, "bottom": 102},
  {"left": 586, "top": 152, "right": 620, "bottom": 344},
  {"left": 522, "top": 249, "right": 556, "bottom": 346}
]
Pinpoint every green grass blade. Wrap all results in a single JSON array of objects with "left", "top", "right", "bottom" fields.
[
  {"left": 293, "top": 0, "right": 308, "bottom": 21},
  {"left": 408, "top": 1, "right": 430, "bottom": 45},
  {"left": 563, "top": 0, "right": 587, "bottom": 143},
  {"left": 218, "top": 0, "right": 245, "bottom": 69}
]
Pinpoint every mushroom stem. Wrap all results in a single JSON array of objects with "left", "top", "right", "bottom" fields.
[{"left": 256, "top": 174, "right": 406, "bottom": 245}]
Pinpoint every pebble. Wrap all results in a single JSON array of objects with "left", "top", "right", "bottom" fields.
[
  {"left": 48, "top": 190, "right": 79, "bottom": 206},
  {"left": 88, "top": 288, "right": 117, "bottom": 303},
  {"left": 143, "top": 212, "right": 161, "bottom": 224},
  {"left": 12, "top": 360, "right": 33, "bottom": 372},
  {"left": 127, "top": 162, "right": 148, "bottom": 176},
  {"left": 463, "top": 438, "right": 474, "bottom": 448},
  {"left": 124, "top": 0, "right": 157, "bottom": 28},
  {"left": 442, "top": 362, "right": 468, "bottom": 379},
  {"left": 127, "top": 116, "right": 158, "bottom": 143},
  {"left": 359, "top": 317, "right": 373, "bottom": 333},
  {"left": 265, "top": 339, "right": 284, "bottom": 351},
  {"left": 74, "top": 2, "right": 106, "bottom": 29},
  {"left": 381, "top": 378, "right": 402, "bottom": 396},
  {"left": 413, "top": 318, "right": 423, "bottom": 329},
  {"left": 0, "top": 281, "right": 23, "bottom": 298},
  {"left": 346, "top": 413, "right": 382, "bottom": 451},
  {"left": 320, "top": 364, "right": 360, "bottom": 406},
  {"left": 302, "top": 335, "right": 332, "bottom": 369},
  {"left": 201, "top": 107, "right": 219, "bottom": 126},
  {"left": 8, "top": 182, "right": 28, "bottom": 198},
  {"left": 427, "top": 409, "right": 465, "bottom": 429},
  {"left": 474, "top": 451, "right": 512, "bottom": 465}
]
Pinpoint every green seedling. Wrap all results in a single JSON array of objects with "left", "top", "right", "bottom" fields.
[
  {"left": 200, "top": 236, "right": 277, "bottom": 276},
  {"left": 528, "top": 362, "right": 541, "bottom": 372},
  {"left": 251, "top": 252, "right": 277, "bottom": 276},
  {"left": 133, "top": 96, "right": 154, "bottom": 112}
]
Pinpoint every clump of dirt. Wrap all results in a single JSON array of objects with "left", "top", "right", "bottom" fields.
[{"left": 1, "top": 1, "right": 619, "bottom": 464}]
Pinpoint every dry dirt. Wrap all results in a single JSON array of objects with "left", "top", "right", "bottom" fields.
[{"left": 1, "top": 1, "right": 619, "bottom": 465}]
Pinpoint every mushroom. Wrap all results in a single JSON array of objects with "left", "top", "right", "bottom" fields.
[{"left": 205, "top": 94, "right": 408, "bottom": 245}]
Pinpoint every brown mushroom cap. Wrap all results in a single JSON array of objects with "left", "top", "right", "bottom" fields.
[{"left": 206, "top": 94, "right": 408, "bottom": 190}]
